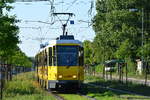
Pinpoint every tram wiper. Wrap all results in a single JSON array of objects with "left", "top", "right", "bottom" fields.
[
  {"left": 66, "top": 65, "right": 71, "bottom": 69},
  {"left": 66, "top": 60, "right": 73, "bottom": 69}
]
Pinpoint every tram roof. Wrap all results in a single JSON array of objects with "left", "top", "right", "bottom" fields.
[
  {"left": 38, "top": 39, "right": 82, "bottom": 53},
  {"left": 48, "top": 39, "right": 82, "bottom": 47}
]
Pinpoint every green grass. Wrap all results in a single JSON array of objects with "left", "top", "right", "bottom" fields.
[
  {"left": 83, "top": 75, "right": 150, "bottom": 100},
  {"left": 82, "top": 83, "right": 150, "bottom": 100},
  {"left": 3, "top": 72, "right": 150, "bottom": 100},
  {"left": 60, "top": 94, "right": 89, "bottom": 100},
  {"left": 4, "top": 94, "right": 56, "bottom": 100},
  {"left": 79, "top": 82, "right": 126, "bottom": 100},
  {"left": 3, "top": 72, "right": 56, "bottom": 100}
]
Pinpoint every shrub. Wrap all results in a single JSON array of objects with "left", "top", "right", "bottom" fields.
[{"left": 95, "top": 64, "right": 104, "bottom": 73}]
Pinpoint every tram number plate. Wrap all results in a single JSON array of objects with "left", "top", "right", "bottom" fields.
[{"left": 50, "top": 83, "right": 56, "bottom": 88}]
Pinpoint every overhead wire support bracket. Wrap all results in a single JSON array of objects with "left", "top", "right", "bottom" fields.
[
  {"left": 52, "top": 13, "right": 74, "bottom": 16},
  {"left": 52, "top": 12, "right": 74, "bottom": 36}
]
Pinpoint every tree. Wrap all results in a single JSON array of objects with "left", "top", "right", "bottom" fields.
[
  {"left": 83, "top": 40, "right": 95, "bottom": 65},
  {"left": 92, "top": 0, "right": 150, "bottom": 64},
  {"left": 0, "top": 0, "right": 19, "bottom": 60}
]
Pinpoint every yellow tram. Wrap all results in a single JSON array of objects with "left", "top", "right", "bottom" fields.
[{"left": 35, "top": 35, "right": 84, "bottom": 90}]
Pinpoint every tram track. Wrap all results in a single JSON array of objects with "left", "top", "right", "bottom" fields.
[
  {"left": 49, "top": 89, "right": 97, "bottom": 100},
  {"left": 49, "top": 91, "right": 66, "bottom": 100},
  {"left": 47, "top": 81, "right": 150, "bottom": 100}
]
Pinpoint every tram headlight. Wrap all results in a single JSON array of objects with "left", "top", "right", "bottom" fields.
[
  {"left": 73, "top": 75, "right": 77, "bottom": 78},
  {"left": 58, "top": 75, "right": 63, "bottom": 78}
]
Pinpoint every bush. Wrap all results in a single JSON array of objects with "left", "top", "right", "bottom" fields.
[
  {"left": 126, "top": 58, "right": 136, "bottom": 75},
  {"left": 4, "top": 72, "right": 56, "bottom": 100},
  {"left": 4, "top": 80, "right": 37, "bottom": 97},
  {"left": 95, "top": 64, "right": 104, "bottom": 73},
  {"left": 4, "top": 72, "right": 41, "bottom": 97}
]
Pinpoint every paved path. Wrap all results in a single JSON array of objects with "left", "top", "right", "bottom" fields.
[
  {"left": 94, "top": 73, "right": 150, "bottom": 86},
  {"left": 125, "top": 77, "right": 150, "bottom": 86}
]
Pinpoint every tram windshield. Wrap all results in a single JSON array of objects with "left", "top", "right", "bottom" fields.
[{"left": 57, "top": 45, "right": 78, "bottom": 66}]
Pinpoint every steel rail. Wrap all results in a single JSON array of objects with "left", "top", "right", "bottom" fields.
[{"left": 49, "top": 91, "right": 66, "bottom": 100}]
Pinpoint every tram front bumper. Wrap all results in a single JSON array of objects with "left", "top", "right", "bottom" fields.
[{"left": 48, "top": 80, "right": 81, "bottom": 89}]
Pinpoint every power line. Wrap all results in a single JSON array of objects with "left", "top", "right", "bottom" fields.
[
  {"left": 19, "top": 26, "right": 40, "bottom": 29},
  {"left": 52, "top": 12, "right": 74, "bottom": 35},
  {"left": 88, "top": 0, "right": 94, "bottom": 16},
  {"left": 65, "top": 0, "right": 78, "bottom": 11},
  {"left": 24, "top": 20, "right": 54, "bottom": 25}
]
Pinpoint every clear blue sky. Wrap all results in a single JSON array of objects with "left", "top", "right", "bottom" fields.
[{"left": 9, "top": 0, "right": 96, "bottom": 57}]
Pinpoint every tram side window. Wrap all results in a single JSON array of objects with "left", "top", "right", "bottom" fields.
[
  {"left": 79, "top": 47, "right": 84, "bottom": 66},
  {"left": 41, "top": 52, "right": 43, "bottom": 66},
  {"left": 37, "top": 56, "right": 39, "bottom": 67},
  {"left": 53, "top": 46, "right": 57, "bottom": 66},
  {"left": 38, "top": 56, "right": 41, "bottom": 67},
  {"left": 43, "top": 51, "right": 45, "bottom": 66},
  {"left": 49, "top": 47, "right": 52, "bottom": 66},
  {"left": 38, "top": 56, "right": 40, "bottom": 66},
  {"left": 44, "top": 50, "right": 47, "bottom": 66},
  {"left": 40, "top": 54, "right": 42, "bottom": 66}
]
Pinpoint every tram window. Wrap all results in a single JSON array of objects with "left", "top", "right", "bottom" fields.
[
  {"left": 53, "top": 46, "right": 57, "bottom": 66},
  {"left": 57, "top": 46, "right": 78, "bottom": 66},
  {"left": 42, "top": 52, "right": 45, "bottom": 66},
  {"left": 44, "top": 50, "right": 47, "bottom": 66},
  {"left": 41, "top": 52, "right": 43, "bottom": 66},
  {"left": 40, "top": 54, "right": 42, "bottom": 66},
  {"left": 43, "top": 52, "right": 45, "bottom": 66},
  {"left": 39, "top": 55, "right": 41, "bottom": 66},
  {"left": 49, "top": 47, "right": 52, "bottom": 66},
  {"left": 38, "top": 57, "right": 40, "bottom": 67},
  {"left": 37, "top": 57, "right": 39, "bottom": 67}
]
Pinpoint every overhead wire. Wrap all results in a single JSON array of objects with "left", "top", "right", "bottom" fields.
[
  {"left": 62, "top": 0, "right": 64, "bottom": 12},
  {"left": 19, "top": 0, "right": 96, "bottom": 46},
  {"left": 19, "top": 25, "right": 49, "bottom": 45},
  {"left": 18, "top": 0, "right": 55, "bottom": 44},
  {"left": 65, "top": 0, "right": 78, "bottom": 11},
  {"left": 40, "top": 5, "right": 54, "bottom": 43}
]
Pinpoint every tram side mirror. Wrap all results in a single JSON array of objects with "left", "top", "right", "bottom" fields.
[
  {"left": 79, "top": 47, "right": 84, "bottom": 57},
  {"left": 52, "top": 56, "right": 56, "bottom": 58},
  {"left": 79, "top": 51, "right": 84, "bottom": 57}
]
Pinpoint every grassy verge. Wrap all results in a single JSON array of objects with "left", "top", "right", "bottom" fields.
[
  {"left": 60, "top": 94, "right": 89, "bottom": 100},
  {"left": 83, "top": 75, "right": 150, "bottom": 100},
  {"left": 3, "top": 72, "right": 56, "bottom": 100},
  {"left": 3, "top": 72, "right": 150, "bottom": 100},
  {"left": 82, "top": 84, "right": 150, "bottom": 100}
]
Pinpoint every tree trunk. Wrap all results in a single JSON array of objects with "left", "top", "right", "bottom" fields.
[{"left": 9, "top": 65, "right": 12, "bottom": 81}]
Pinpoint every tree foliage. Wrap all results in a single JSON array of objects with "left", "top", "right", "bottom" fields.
[
  {"left": 0, "top": 0, "right": 32, "bottom": 68},
  {"left": 10, "top": 48, "right": 32, "bottom": 68},
  {"left": 84, "top": 0, "right": 150, "bottom": 65},
  {"left": 83, "top": 40, "right": 94, "bottom": 65},
  {"left": 0, "top": 0, "right": 19, "bottom": 59}
]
